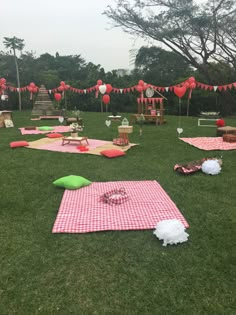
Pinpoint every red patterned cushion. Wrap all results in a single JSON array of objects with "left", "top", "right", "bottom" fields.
[
  {"left": 46, "top": 133, "right": 63, "bottom": 138},
  {"left": 100, "top": 149, "right": 125, "bottom": 158},
  {"left": 10, "top": 141, "right": 29, "bottom": 148}
]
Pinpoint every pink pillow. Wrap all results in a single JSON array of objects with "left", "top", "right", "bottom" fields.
[
  {"left": 46, "top": 133, "right": 63, "bottom": 138},
  {"left": 100, "top": 149, "right": 125, "bottom": 158},
  {"left": 10, "top": 141, "right": 29, "bottom": 148}
]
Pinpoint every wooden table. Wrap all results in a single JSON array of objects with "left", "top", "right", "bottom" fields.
[
  {"left": 62, "top": 136, "right": 89, "bottom": 146},
  {"left": 130, "top": 114, "right": 165, "bottom": 125}
]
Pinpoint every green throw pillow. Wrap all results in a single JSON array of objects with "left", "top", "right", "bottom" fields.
[
  {"left": 53, "top": 175, "right": 92, "bottom": 190},
  {"left": 38, "top": 126, "right": 54, "bottom": 131}
]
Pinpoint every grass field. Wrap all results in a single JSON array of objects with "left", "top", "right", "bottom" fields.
[{"left": 0, "top": 111, "right": 235, "bottom": 315}]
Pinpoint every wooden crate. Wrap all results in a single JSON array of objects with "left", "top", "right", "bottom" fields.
[{"left": 223, "top": 134, "right": 236, "bottom": 142}]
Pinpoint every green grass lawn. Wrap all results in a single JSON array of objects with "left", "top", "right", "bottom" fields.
[{"left": 0, "top": 111, "right": 235, "bottom": 315}]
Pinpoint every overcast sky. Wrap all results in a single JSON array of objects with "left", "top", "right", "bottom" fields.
[{"left": 0, "top": 0, "right": 150, "bottom": 72}]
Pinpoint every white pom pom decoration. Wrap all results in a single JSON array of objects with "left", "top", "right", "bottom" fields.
[
  {"left": 201, "top": 159, "right": 221, "bottom": 175},
  {"left": 153, "top": 219, "right": 189, "bottom": 246}
]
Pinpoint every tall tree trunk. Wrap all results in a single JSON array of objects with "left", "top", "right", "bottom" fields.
[{"left": 13, "top": 49, "right": 22, "bottom": 111}]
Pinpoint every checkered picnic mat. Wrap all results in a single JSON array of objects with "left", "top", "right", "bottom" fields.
[
  {"left": 52, "top": 181, "right": 189, "bottom": 233},
  {"left": 180, "top": 137, "right": 236, "bottom": 150}
]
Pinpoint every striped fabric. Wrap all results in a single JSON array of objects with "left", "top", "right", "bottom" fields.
[{"left": 52, "top": 181, "right": 189, "bottom": 233}]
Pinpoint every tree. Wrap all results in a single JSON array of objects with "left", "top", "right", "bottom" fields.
[
  {"left": 134, "top": 46, "right": 192, "bottom": 85},
  {"left": 104, "top": 0, "right": 236, "bottom": 114},
  {"left": 3, "top": 36, "right": 25, "bottom": 111}
]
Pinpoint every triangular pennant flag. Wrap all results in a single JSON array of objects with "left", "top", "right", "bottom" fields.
[
  {"left": 83, "top": 89, "right": 87, "bottom": 94},
  {"left": 213, "top": 86, "right": 218, "bottom": 92},
  {"left": 165, "top": 87, "right": 169, "bottom": 92},
  {"left": 120, "top": 89, "right": 123, "bottom": 94},
  {"left": 48, "top": 89, "right": 51, "bottom": 94}
]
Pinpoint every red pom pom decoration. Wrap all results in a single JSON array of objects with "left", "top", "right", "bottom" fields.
[{"left": 216, "top": 119, "right": 225, "bottom": 127}]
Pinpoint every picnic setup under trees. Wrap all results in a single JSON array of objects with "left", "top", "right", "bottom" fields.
[{"left": 0, "top": 1, "right": 235, "bottom": 314}]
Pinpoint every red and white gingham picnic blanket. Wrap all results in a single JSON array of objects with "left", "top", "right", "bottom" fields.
[
  {"left": 180, "top": 137, "right": 236, "bottom": 150},
  {"left": 52, "top": 181, "right": 189, "bottom": 233}
]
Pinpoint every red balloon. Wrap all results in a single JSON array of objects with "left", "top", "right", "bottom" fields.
[
  {"left": 32, "top": 87, "right": 38, "bottom": 93},
  {"left": 102, "top": 94, "right": 110, "bottom": 104},
  {"left": 0, "top": 78, "right": 6, "bottom": 84},
  {"left": 27, "top": 86, "right": 33, "bottom": 92},
  {"left": 60, "top": 81, "right": 65, "bottom": 86},
  {"left": 216, "top": 119, "right": 225, "bottom": 127},
  {"left": 106, "top": 84, "right": 113, "bottom": 94},
  {"left": 174, "top": 86, "right": 187, "bottom": 98},
  {"left": 189, "top": 77, "right": 195, "bottom": 83},
  {"left": 30, "top": 82, "right": 36, "bottom": 88},
  {"left": 97, "top": 80, "right": 102, "bottom": 86},
  {"left": 190, "top": 82, "right": 196, "bottom": 89},
  {"left": 54, "top": 93, "right": 62, "bottom": 101},
  {"left": 58, "top": 86, "right": 65, "bottom": 91},
  {"left": 138, "top": 80, "right": 145, "bottom": 86},
  {"left": 64, "top": 84, "right": 70, "bottom": 90},
  {"left": 136, "top": 85, "right": 143, "bottom": 92},
  {"left": 184, "top": 81, "right": 190, "bottom": 88}
]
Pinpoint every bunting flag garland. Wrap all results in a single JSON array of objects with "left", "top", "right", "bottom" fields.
[
  {"left": 137, "top": 98, "right": 163, "bottom": 105},
  {"left": 3, "top": 78, "right": 236, "bottom": 103}
]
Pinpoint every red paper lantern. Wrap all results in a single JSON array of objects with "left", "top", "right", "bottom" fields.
[
  {"left": 54, "top": 93, "right": 62, "bottom": 101},
  {"left": 173, "top": 86, "right": 187, "bottom": 98},
  {"left": 102, "top": 94, "right": 110, "bottom": 104},
  {"left": 216, "top": 119, "right": 225, "bottom": 127}
]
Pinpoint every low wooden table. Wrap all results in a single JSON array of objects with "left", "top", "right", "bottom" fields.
[{"left": 62, "top": 136, "right": 89, "bottom": 146}]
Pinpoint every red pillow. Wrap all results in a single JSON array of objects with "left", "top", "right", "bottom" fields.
[
  {"left": 46, "top": 133, "right": 63, "bottom": 138},
  {"left": 10, "top": 141, "right": 29, "bottom": 148},
  {"left": 100, "top": 149, "right": 125, "bottom": 158}
]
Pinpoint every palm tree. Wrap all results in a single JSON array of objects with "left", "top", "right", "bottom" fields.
[{"left": 3, "top": 36, "right": 25, "bottom": 111}]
